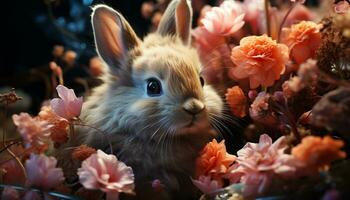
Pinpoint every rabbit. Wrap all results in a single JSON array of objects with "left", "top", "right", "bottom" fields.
[{"left": 65, "top": 0, "right": 224, "bottom": 199}]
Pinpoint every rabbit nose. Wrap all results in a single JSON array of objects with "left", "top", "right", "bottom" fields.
[{"left": 182, "top": 98, "right": 205, "bottom": 115}]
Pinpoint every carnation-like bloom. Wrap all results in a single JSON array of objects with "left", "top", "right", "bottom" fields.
[
  {"left": 225, "top": 86, "right": 247, "bottom": 118},
  {"left": 38, "top": 105, "right": 69, "bottom": 145},
  {"left": 78, "top": 150, "right": 135, "bottom": 200},
  {"left": 192, "top": 175, "right": 222, "bottom": 194},
  {"left": 292, "top": 136, "right": 346, "bottom": 172},
  {"left": 51, "top": 85, "right": 83, "bottom": 120},
  {"left": 12, "top": 113, "right": 51, "bottom": 148},
  {"left": 196, "top": 139, "right": 236, "bottom": 178},
  {"left": 201, "top": 2, "right": 245, "bottom": 36},
  {"left": 25, "top": 154, "right": 65, "bottom": 190},
  {"left": 226, "top": 134, "right": 299, "bottom": 196},
  {"left": 282, "top": 21, "right": 322, "bottom": 65},
  {"left": 230, "top": 35, "right": 289, "bottom": 89}
]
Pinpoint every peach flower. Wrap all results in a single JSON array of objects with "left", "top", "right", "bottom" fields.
[
  {"left": 12, "top": 113, "right": 51, "bottom": 148},
  {"left": 78, "top": 150, "right": 135, "bottom": 200},
  {"left": 51, "top": 85, "right": 83, "bottom": 120},
  {"left": 49, "top": 61, "right": 63, "bottom": 77},
  {"left": 192, "top": 175, "right": 221, "bottom": 194},
  {"left": 225, "top": 86, "right": 247, "bottom": 118},
  {"left": 292, "top": 136, "right": 346, "bottom": 172},
  {"left": 38, "top": 105, "right": 69, "bottom": 145},
  {"left": 196, "top": 139, "right": 236, "bottom": 178},
  {"left": 25, "top": 154, "right": 65, "bottom": 190},
  {"left": 230, "top": 35, "right": 289, "bottom": 89},
  {"left": 72, "top": 145, "right": 97, "bottom": 161},
  {"left": 226, "top": 134, "right": 300, "bottom": 196},
  {"left": 282, "top": 21, "right": 322, "bottom": 65},
  {"left": 201, "top": 2, "right": 245, "bottom": 36}
]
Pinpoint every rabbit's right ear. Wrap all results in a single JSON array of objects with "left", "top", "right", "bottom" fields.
[{"left": 91, "top": 5, "right": 140, "bottom": 76}]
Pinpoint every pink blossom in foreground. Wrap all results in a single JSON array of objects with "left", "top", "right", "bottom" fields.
[
  {"left": 12, "top": 113, "right": 51, "bottom": 148},
  {"left": 201, "top": 2, "right": 245, "bottom": 36},
  {"left": 25, "top": 154, "right": 65, "bottom": 190},
  {"left": 78, "top": 150, "right": 135, "bottom": 200},
  {"left": 192, "top": 175, "right": 222, "bottom": 194},
  {"left": 51, "top": 85, "right": 83, "bottom": 120},
  {"left": 226, "top": 134, "right": 300, "bottom": 197}
]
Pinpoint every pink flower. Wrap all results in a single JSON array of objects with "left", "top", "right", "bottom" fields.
[
  {"left": 226, "top": 134, "right": 299, "bottom": 196},
  {"left": 230, "top": 35, "right": 289, "bottom": 89},
  {"left": 192, "top": 175, "right": 221, "bottom": 194},
  {"left": 25, "top": 154, "right": 65, "bottom": 190},
  {"left": 201, "top": 2, "right": 245, "bottom": 36},
  {"left": 1, "top": 187, "right": 19, "bottom": 200},
  {"left": 335, "top": 1, "right": 350, "bottom": 14},
  {"left": 12, "top": 113, "right": 51, "bottom": 148},
  {"left": 78, "top": 150, "right": 135, "bottom": 200},
  {"left": 51, "top": 85, "right": 83, "bottom": 120}
]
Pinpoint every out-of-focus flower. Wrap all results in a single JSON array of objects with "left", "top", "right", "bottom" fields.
[
  {"left": 12, "top": 113, "right": 51, "bottom": 148},
  {"left": 201, "top": 2, "right": 245, "bottom": 36},
  {"left": 243, "top": 0, "right": 264, "bottom": 34},
  {"left": 197, "top": 5, "right": 212, "bottom": 26},
  {"left": 283, "top": 4, "right": 314, "bottom": 28},
  {"left": 196, "top": 139, "right": 236, "bottom": 178},
  {"left": 226, "top": 134, "right": 299, "bottom": 196},
  {"left": 151, "top": 179, "right": 165, "bottom": 192},
  {"left": 292, "top": 136, "right": 346, "bottom": 172},
  {"left": 72, "top": 145, "right": 97, "bottom": 161},
  {"left": 335, "top": 1, "right": 350, "bottom": 14},
  {"left": 192, "top": 26, "right": 226, "bottom": 53},
  {"left": 230, "top": 35, "right": 289, "bottom": 89},
  {"left": 51, "top": 85, "right": 83, "bottom": 120},
  {"left": 282, "top": 59, "right": 318, "bottom": 98},
  {"left": 38, "top": 105, "right": 69, "bottom": 145},
  {"left": 52, "top": 45, "right": 64, "bottom": 58},
  {"left": 225, "top": 86, "right": 247, "bottom": 118},
  {"left": 89, "top": 56, "right": 104, "bottom": 77},
  {"left": 62, "top": 50, "right": 77, "bottom": 67},
  {"left": 26, "top": 154, "right": 65, "bottom": 190},
  {"left": 141, "top": 2, "right": 154, "bottom": 19},
  {"left": 249, "top": 92, "right": 270, "bottom": 118},
  {"left": 1, "top": 187, "right": 19, "bottom": 200},
  {"left": 282, "top": 76, "right": 304, "bottom": 98},
  {"left": 50, "top": 62, "right": 63, "bottom": 77},
  {"left": 78, "top": 150, "right": 135, "bottom": 200},
  {"left": 192, "top": 175, "right": 221, "bottom": 194},
  {"left": 282, "top": 21, "right": 322, "bottom": 65}
]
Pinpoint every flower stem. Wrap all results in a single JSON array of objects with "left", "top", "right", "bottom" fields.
[
  {"left": 264, "top": 0, "right": 271, "bottom": 37},
  {"left": 277, "top": 2, "right": 298, "bottom": 42}
]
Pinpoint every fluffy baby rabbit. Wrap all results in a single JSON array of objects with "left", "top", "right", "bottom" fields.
[{"left": 79, "top": 0, "right": 223, "bottom": 199}]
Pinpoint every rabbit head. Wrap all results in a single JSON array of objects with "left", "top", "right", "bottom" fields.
[{"left": 84, "top": 0, "right": 223, "bottom": 150}]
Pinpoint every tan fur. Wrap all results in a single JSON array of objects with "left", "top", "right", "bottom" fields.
[{"left": 58, "top": 1, "right": 223, "bottom": 199}]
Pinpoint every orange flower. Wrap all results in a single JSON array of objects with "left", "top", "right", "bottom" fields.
[
  {"left": 282, "top": 21, "right": 322, "bottom": 65},
  {"left": 225, "top": 86, "right": 247, "bottom": 118},
  {"left": 230, "top": 35, "right": 289, "bottom": 89},
  {"left": 72, "top": 145, "right": 97, "bottom": 161},
  {"left": 292, "top": 136, "right": 346, "bottom": 171},
  {"left": 38, "top": 106, "right": 69, "bottom": 145},
  {"left": 196, "top": 139, "right": 236, "bottom": 178}
]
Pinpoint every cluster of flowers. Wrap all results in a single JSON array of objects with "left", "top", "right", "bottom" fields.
[
  {"left": 190, "top": 0, "right": 350, "bottom": 198},
  {"left": 192, "top": 135, "right": 345, "bottom": 197},
  {"left": 1, "top": 85, "right": 134, "bottom": 200}
]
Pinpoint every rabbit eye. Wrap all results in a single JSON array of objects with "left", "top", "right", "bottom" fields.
[
  {"left": 200, "top": 76, "right": 205, "bottom": 87},
  {"left": 147, "top": 78, "right": 162, "bottom": 96}
]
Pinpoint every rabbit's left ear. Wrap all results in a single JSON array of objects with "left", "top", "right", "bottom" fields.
[{"left": 157, "top": 0, "right": 193, "bottom": 45}]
